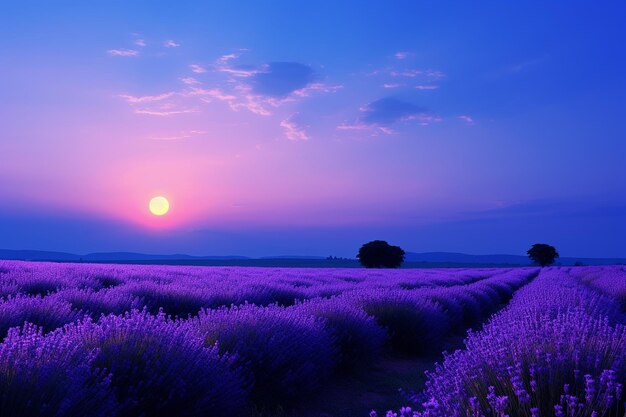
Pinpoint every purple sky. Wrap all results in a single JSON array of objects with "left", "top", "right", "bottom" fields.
[{"left": 1, "top": 1, "right": 625, "bottom": 257}]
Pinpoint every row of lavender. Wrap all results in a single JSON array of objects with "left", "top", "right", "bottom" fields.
[
  {"left": 0, "top": 261, "right": 531, "bottom": 338},
  {"left": 575, "top": 266, "right": 626, "bottom": 310},
  {"left": 377, "top": 266, "right": 626, "bottom": 417},
  {"left": 0, "top": 261, "right": 536, "bottom": 416}
]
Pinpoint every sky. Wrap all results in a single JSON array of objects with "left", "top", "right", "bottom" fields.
[{"left": 1, "top": 1, "right": 625, "bottom": 258}]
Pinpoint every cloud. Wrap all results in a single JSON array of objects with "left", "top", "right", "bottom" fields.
[
  {"left": 414, "top": 85, "right": 439, "bottom": 90},
  {"left": 119, "top": 92, "right": 175, "bottom": 103},
  {"left": 280, "top": 114, "right": 309, "bottom": 141},
  {"left": 189, "top": 64, "right": 207, "bottom": 73},
  {"left": 425, "top": 69, "right": 445, "bottom": 80},
  {"left": 336, "top": 123, "right": 395, "bottom": 135},
  {"left": 338, "top": 97, "right": 442, "bottom": 134},
  {"left": 361, "top": 98, "right": 428, "bottom": 125},
  {"left": 134, "top": 39, "right": 146, "bottom": 47},
  {"left": 107, "top": 49, "right": 139, "bottom": 57},
  {"left": 119, "top": 90, "right": 198, "bottom": 117},
  {"left": 180, "top": 77, "right": 200, "bottom": 85},
  {"left": 199, "top": 54, "right": 339, "bottom": 116},
  {"left": 251, "top": 62, "right": 315, "bottom": 97},
  {"left": 214, "top": 51, "right": 259, "bottom": 77},
  {"left": 458, "top": 115, "right": 475, "bottom": 125},
  {"left": 163, "top": 40, "right": 180, "bottom": 48},
  {"left": 394, "top": 51, "right": 411, "bottom": 60},
  {"left": 217, "top": 53, "right": 239, "bottom": 64},
  {"left": 388, "top": 69, "right": 445, "bottom": 80},
  {"left": 383, "top": 83, "right": 401, "bottom": 89},
  {"left": 134, "top": 108, "right": 199, "bottom": 116},
  {"left": 219, "top": 64, "right": 258, "bottom": 78},
  {"left": 181, "top": 86, "right": 272, "bottom": 115},
  {"left": 149, "top": 130, "right": 207, "bottom": 140},
  {"left": 390, "top": 69, "right": 422, "bottom": 77},
  {"left": 292, "top": 82, "right": 343, "bottom": 97}
]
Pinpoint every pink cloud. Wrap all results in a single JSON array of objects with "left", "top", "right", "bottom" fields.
[
  {"left": 134, "top": 39, "right": 146, "bottom": 47},
  {"left": 394, "top": 51, "right": 411, "bottom": 60},
  {"left": 218, "top": 66, "right": 258, "bottom": 77},
  {"left": 180, "top": 77, "right": 200, "bottom": 85},
  {"left": 133, "top": 108, "right": 199, "bottom": 116},
  {"left": 383, "top": 83, "right": 401, "bottom": 89},
  {"left": 292, "top": 83, "right": 343, "bottom": 97},
  {"left": 107, "top": 49, "right": 139, "bottom": 57},
  {"left": 189, "top": 64, "right": 207, "bottom": 73},
  {"left": 184, "top": 87, "right": 237, "bottom": 102},
  {"left": 163, "top": 40, "right": 180, "bottom": 48},
  {"left": 217, "top": 53, "right": 239, "bottom": 64},
  {"left": 280, "top": 115, "right": 309, "bottom": 141},
  {"left": 149, "top": 130, "right": 207, "bottom": 140},
  {"left": 231, "top": 92, "right": 272, "bottom": 116},
  {"left": 119, "top": 92, "right": 175, "bottom": 103},
  {"left": 215, "top": 52, "right": 258, "bottom": 77},
  {"left": 336, "top": 123, "right": 395, "bottom": 135}
]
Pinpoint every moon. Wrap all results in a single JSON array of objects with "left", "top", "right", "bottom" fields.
[{"left": 149, "top": 196, "right": 170, "bottom": 216}]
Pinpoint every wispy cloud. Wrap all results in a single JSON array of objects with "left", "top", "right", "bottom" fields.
[
  {"left": 337, "top": 123, "right": 395, "bottom": 135},
  {"left": 184, "top": 87, "right": 237, "bottom": 102},
  {"left": 458, "top": 115, "right": 475, "bottom": 125},
  {"left": 192, "top": 53, "right": 341, "bottom": 117},
  {"left": 163, "top": 40, "right": 180, "bottom": 48},
  {"left": 415, "top": 85, "right": 439, "bottom": 90},
  {"left": 250, "top": 62, "right": 315, "bottom": 97},
  {"left": 383, "top": 83, "right": 401, "bottom": 89},
  {"left": 119, "top": 92, "right": 175, "bottom": 103},
  {"left": 107, "top": 49, "right": 139, "bottom": 57},
  {"left": 134, "top": 108, "right": 199, "bottom": 116},
  {"left": 134, "top": 39, "right": 146, "bottom": 47},
  {"left": 189, "top": 64, "right": 207, "bottom": 73},
  {"left": 149, "top": 130, "right": 207, "bottom": 140},
  {"left": 425, "top": 69, "right": 445, "bottom": 80},
  {"left": 292, "top": 82, "right": 343, "bottom": 97},
  {"left": 338, "top": 97, "right": 442, "bottom": 134},
  {"left": 394, "top": 51, "right": 411, "bottom": 60},
  {"left": 180, "top": 77, "right": 200, "bottom": 85},
  {"left": 280, "top": 114, "right": 309, "bottom": 141},
  {"left": 390, "top": 69, "right": 422, "bottom": 77}
]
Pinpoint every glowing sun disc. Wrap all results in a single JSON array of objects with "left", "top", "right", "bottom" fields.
[{"left": 149, "top": 196, "right": 170, "bottom": 216}]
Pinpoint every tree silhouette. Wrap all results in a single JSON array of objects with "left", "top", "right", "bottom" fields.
[
  {"left": 527, "top": 243, "right": 559, "bottom": 266},
  {"left": 357, "top": 240, "right": 405, "bottom": 268}
]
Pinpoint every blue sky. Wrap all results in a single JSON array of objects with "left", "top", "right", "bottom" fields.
[{"left": 0, "top": 1, "right": 624, "bottom": 257}]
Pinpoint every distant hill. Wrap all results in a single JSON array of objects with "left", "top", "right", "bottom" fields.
[
  {"left": 0, "top": 249, "right": 624, "bottom": 267},
  {"left": 0, "top": 249, "right": 81, "bottom": 262},
  {"left": 0, "top": 249, "right": 248, "bottom": 262},
  {"left": 404, "top": 252, "right": 626, "bottom": 266},
  {"left": 83, "top": 252, "right": 249, "bottom": 261}
]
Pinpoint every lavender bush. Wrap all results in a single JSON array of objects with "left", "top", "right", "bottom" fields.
[
  {"left": 0, "top": 294, "right": 83, "bottom": 339},
  {"left": 0, "top": 324, "right": 117, "bottom": 417},
  {"left": 190, "top": 304, "right": 338, "bottom": 407},
  {"left": 66, "top": 310, "right": 249, "bottom": 417},
  {"left": 293, "top": 296, "right": 388, "bottom": 371},
  {"left": 380, "top": 268, "right": 626, "bottom": 417}
]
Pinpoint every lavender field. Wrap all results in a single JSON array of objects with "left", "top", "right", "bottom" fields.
[{"left": 0, "top": 261, "right": 623, "bottom": 417}]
